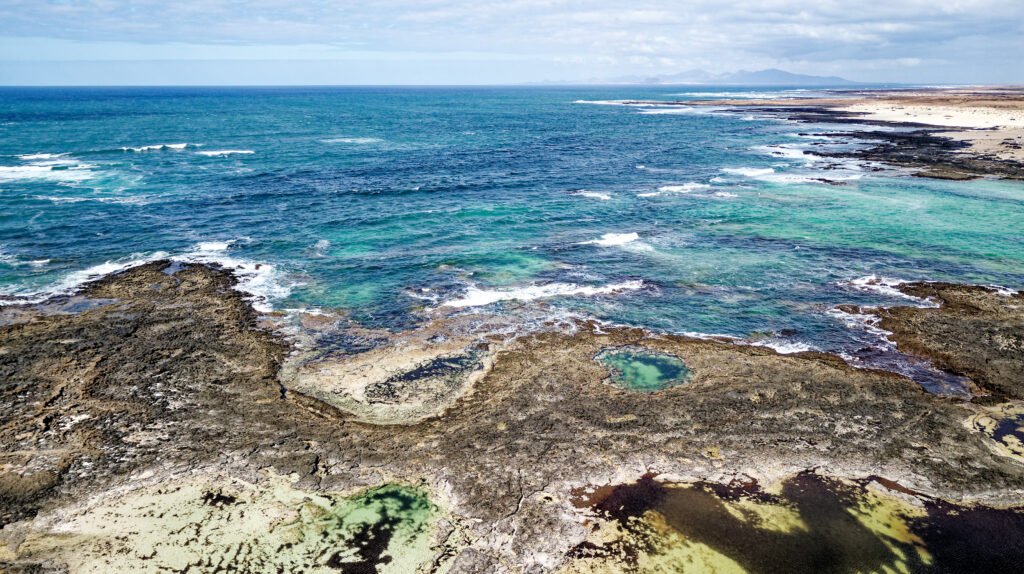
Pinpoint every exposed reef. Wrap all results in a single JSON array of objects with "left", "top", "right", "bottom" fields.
[
  {"left": 728, "top": 108, "right": 1024, "bottom": 181},
  {"left": 645, "top": 87, "right": 1024, "bottom": 181},
  {"left": 2, "top": 262, "right": 1023, "bottom": 572},
  {"left": 841, "top": 282, "right": 1024, "bottom": 401}
]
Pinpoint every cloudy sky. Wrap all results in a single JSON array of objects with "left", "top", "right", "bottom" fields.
[{"left": 1, "top": 0, "right": 1022, "bottom": 85}]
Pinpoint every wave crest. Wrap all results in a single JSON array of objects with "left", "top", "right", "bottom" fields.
[{"left": 442, "top": 280, "right": 644, "bottom": 308}]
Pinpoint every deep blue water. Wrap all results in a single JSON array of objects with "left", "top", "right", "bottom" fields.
[{"left": 2, "top": 86, "right": 1022, "bottom": 385}]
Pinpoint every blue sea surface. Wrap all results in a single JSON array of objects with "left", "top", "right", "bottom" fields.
[{"left": 1, "top": 86, "right": 1022, "bottom": 384}]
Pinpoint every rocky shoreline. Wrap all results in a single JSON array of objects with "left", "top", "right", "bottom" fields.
[
  {"left": 1, "top": 261, "right": 1023, "bottom": 572},
  {"left": 628, "top": 87, "right": 1024, "bottom": 181}
]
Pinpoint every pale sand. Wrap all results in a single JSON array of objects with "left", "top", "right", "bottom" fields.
[
  {"left": 687, "top": 87, "right": 1024, "bottom": 162},
  {"left": 838, "top": 99, "right": 1024, "bottom": 161}
]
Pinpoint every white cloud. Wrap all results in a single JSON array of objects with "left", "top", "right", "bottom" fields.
[{"left": 0, "top": 0, "right": 1021, "bottom": 82}]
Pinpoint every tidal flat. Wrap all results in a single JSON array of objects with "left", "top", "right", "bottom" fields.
[{"left": 1, "top": 261, "right": 1023, "bottom": 572}]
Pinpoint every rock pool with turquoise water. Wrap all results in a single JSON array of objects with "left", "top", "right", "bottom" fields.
[{"left": 594, "top": 347, "right": 693, "bottom": 391}]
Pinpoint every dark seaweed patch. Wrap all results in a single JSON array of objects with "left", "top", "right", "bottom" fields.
[
  {"left": 364, "top": 352, "right": 482, "bottom": 403},
  {"left": 323, "top": 487, "right": 435, "bottom": 573},
  {"left": 314, "top": 332, "right": 388, "bottom": 356},
  {"left": 324, "top": 513, "right": 399, "bottom": 573},
  {"left": 572, "top": 472, "right": 1024, "bottom": 573},
  {"left": 201, "top": 491, "right": 238, "bottom": 507}
]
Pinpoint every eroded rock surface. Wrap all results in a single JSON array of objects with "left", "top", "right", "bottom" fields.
[
  {"left": 850, "top": 282, "right": 1024, "bottom": 401},
  {"left": 2, "top": 262, "right": 1023, "bottom": 572}
]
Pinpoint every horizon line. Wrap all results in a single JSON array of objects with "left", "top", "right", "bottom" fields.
[{"left": 0, "top": 82, "right": 962, "bottom": 89}]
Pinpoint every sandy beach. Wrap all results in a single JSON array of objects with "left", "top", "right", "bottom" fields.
[
  {"left": 837, "top": 89, "right": 1024, "bottom": 161},
  {"left": 682, "top": 87, "right": 1024, "bottom": 164}
]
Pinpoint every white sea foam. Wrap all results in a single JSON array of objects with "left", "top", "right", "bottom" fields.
[
  {"left": 0, "top": 164, "right": 95, "bottom": 182},
  {"left": 713, "top": 191, "right": 739, "bottom": 198},
  {"left": 33, "top": 194, "right": 156, "bottom": 206},
  {"left": 196, "top": 150, "right": 254, "bottom": 157},
  {"left": 193, "top": 240, "right": 235, "bottom": 252},
  {"left": 0, "top": 241, "right": 292, "bottom": 313},
  {"left": 636, "top": 192, "right": 660, "bottom": 198},
  {"left": 182, "top": 253, "right": 292, "bottom": 313},
  {"left": 323, "top": 137, "right": 383, "bottom": 144},
  {"left": 752, "top": 340, "right": 816, "bottom": 354},
  {"left": 636, "top": 107, "right": 717, "bottom": 115},
  {"left": 121, "top": 143, "right": 196, "bottom": 152},
  {"left": 18, "top": 153, "right": 69, "bottom": 160},
  {"left": 658, "top": 183, "right": 711, "bottom": 193},
  {"left": 681, "top": 331, "right": 742, "bottom": 342},
  {"left": 572, "top": 100, "right": 712, "bottom": 115},
  {"left": 825, "top": 307, "right": 894, "bottom": 342},
  {"left": 578, "top": 232, "right": 642, "bottom": 247},
  {"left": 570, "top": 190, "right": 612, "bottom": 200},
  {"left": 30, "top": 158, "right": 85, "bottom": 167},
  {"left": 721, "top": 165, "right": 864, "bottom": 185},
  {"left": 31, "top": 196, "right": 92, "bottom": 204},
  {"left": 753, "top": 144, "right": 812, "bottom": 162},
  {"left": 787, "top": 133, "right": 834, "bottom": 140},
  {"left": 988, "top": 285, "right": 1020, "bottom": 296},
  {"left": 721, "top": 167, "right": 777, "bottom": 178},
  {"left": 573, "top": 100, "right": 632, "bottom": 105},
  {"left": 846, "top": 275, "right": 937, "bottom": 306},
  {"left": 849, "top": 275, "right": 1019, "bottom": 302},
  {"left": 0, "top": 251, "right": 50, "bottom": 269},
  {"left": 0, "top": 251, "right": 172, "bottom": 306},
  {"left": 442, "top": 280, "right": 644, "bottom": 308}
]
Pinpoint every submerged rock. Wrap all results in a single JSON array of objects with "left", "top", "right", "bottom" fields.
[{"left": 564, "top": 472, "right": 1024, "bottom": 573}]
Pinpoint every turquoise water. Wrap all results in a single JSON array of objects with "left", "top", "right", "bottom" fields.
[
  {"left": 595, "top": 348, "right": 692, "bottom": 391},
  {"left": 1, "top": 86, "right": 1022, "bottom": 382}
]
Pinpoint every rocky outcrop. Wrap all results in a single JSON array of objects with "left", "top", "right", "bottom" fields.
[
  {"left": 2, "top": 263, "right": 1023, "bottom": 572},
  {"left": 850, "top": 282, "right": 1024, "bottom": 401}
]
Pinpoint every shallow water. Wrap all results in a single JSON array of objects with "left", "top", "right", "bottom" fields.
[
  {"left": 595, "top": 347, "right": 692, "bottom": 391},
  {"left": 570, "top": 473, "right": 1024, "bottom": 573},
  {"left": 2, "top": 86, "right": 1022, "bottom": 387}
]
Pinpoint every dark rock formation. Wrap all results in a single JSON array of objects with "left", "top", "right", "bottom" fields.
[
  {"left": 853, "top": 282, "right": 1024, "bottom": 401},
  {"left": 2, "top": 262, "right": 1023, "bottom": 571}
]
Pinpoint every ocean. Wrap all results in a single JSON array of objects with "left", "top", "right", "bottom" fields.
[{"left": 2, "top": 86, "right": 1022, "bottom": 392}]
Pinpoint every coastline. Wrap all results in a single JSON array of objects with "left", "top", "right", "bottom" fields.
[
  {"left": 651, "top": 86, "right": 1024, "bottom": 180},
  {"left": 2, "top": 261, "right": 1023, "bottom": 571}
]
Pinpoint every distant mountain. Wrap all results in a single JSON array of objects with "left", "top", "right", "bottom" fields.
[
  {"left": 575, "top": 68, "right": 859, "bottom": 86},
  {"left": 715, "top": 69, "right": 858, "bottom": 86}
]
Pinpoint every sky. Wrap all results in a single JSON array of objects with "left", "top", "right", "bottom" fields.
[{"left": 0, "top": 0, "right": 1022, "bottom": 85}]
